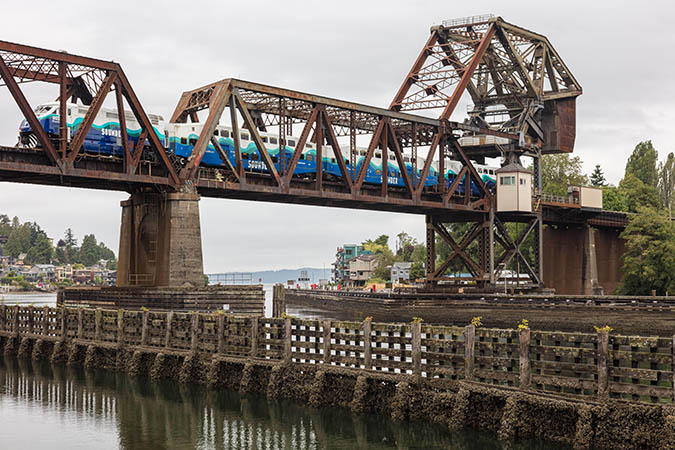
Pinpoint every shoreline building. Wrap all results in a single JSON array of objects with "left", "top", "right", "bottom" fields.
[{"left": 332, "top": 244, "right": 373, "bottom": 285}]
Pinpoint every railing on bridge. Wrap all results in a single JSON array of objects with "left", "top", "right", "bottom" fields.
[{"left": 1, "top": 304, "right": 673, "bottom": 404}]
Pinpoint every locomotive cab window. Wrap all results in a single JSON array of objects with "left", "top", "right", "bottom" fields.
[
  {"left": 189, "top": 138, "right": 197, "bottom": 146},
  {"left": 288, "top": 139, "right": 296, "bottom": 147},
  {"left": 270, "top": 137, "right": 278, "bottom": 145},
  {"left": 222, "top": 130, "right": 230, "bottom": 138},
  {"left": 180, "top": 137, "right": 187, "bottom": 145},
  {"left": 241, "top": 133, "right": 249, "bottom": 141}
]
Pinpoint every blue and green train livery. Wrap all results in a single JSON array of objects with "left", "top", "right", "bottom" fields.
[
  {"left": 19, "top": 103, "right": 497, "bottom": 193},
  {"left": 18, "top": 102, "right": 166, "bottom": 154}
]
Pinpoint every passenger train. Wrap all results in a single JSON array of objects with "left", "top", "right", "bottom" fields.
[{"left": 19, "top": 102, "right": 498, "bottom": 193}]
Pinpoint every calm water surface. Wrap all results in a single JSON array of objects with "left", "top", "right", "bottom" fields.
[{"left": 0, "top": 357, "right": 569, "bottom": 450}]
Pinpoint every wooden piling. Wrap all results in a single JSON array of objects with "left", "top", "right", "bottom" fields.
[
  {"left": 464, "top": 324, "right": 475, "bottom": 380},
  {"left": 60, "top": 307, "right": 66, "bottom": 339},
  {"left": 250, "top": 316, "right": 258, "bottom": 358},
  {"left": 164, "top": 311, "right": 173, "bottom": 348},
  {"left": 273, "top": 284, "right": 286, "bottom": 317},
  {"left": 322, "top": 320, "right": 331, "bottom": 364},
  {"left": 363, "top": 320, "right": 372, "bottom": 370},
  {"left": 117, "top": 310, "right": 125, "bottom": 344},
  {"left": 141, "top": 310, "right": 149, "bottom": 346},
  {"left": 217, "top": 314, "right": 225, "bottom": 354},
  {"left": 42, "top": 305, "right": 49, "bottom": 336},
  {"left": 284, "top": 317, "right": 292, "bottom": 363},
  {"left": 519, "top": 328, "right": 531, "bottom": 389},
  {"left": 412, "top": 321, "right": 422, "bottom": 376},
  {"left": 94, "top": 309, "right": 102, "bottom": 341},
  {"left": 1, "top": 304, "right": 6, "bottom": 331},
  {"left": 27, "top": 305, "right": 34, "bottom": 333},
  {"left": 191, "top": 313, "right": 199, "bottom": 352},
  {"left": 77, "top": 309, "right": 84, "bottom": 339},
  {"left": 597, "top": 331, "right": 609, "bottom": 397}
]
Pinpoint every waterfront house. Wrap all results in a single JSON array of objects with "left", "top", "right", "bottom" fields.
[
  {"left": 333, "top": 244, "right": 373, "bottom": 284},
  {"left": 391, "top": 262, "right": 412, "bottom": 284},
  {"left": 347, "top": 254, "right": 378, "bottom": 287},
  {"left": 55, "top": 265, "right": 73, "bottom": 282}
]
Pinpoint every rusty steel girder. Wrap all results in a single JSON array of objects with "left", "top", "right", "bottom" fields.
[
  {"left": 0, "top": 40, "right": 179, "bottom": 187},
  {"left": 390, "top": 16, "right": 582, "bottom": 156},
  {"left": 170, "top": 79, "right": 494, "bottom": 214}
]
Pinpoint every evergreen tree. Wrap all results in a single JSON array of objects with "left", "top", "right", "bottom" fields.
[
  {"left": 620, "top": 207, "right": 675, "bottom": 295},
  {"left": 590, "top": 164, "right": 606, "bottom": 187},
  {"left": 625, "top": 141, "right": 659, "bottom": 188},
  {"left": 24, "top": 233, "right": 53, "bottom": 265},
  {"left": 79, "top": 234, "right": 100, "bottom": 267}
]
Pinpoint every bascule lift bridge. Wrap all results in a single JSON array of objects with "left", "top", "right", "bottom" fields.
[{"left": 0, "top": 15, "right": 627, "bottom": 295}]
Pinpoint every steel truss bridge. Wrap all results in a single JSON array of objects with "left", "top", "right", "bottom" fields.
[{"left": 0, "top": 16, "right": 627, "bottom": 292}]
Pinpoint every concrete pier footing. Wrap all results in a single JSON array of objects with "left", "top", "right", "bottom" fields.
[{"left": 117, "top": 190, "right": 204, "bottom": 288}]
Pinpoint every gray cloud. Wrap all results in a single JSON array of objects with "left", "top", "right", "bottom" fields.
[{"left": 1, "top": 0, "right": 674, "bottom": 271}]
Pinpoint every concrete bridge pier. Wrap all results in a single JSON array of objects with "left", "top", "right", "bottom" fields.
[{"left": 117, "top": 189, "right": 205, "bottom": 287}]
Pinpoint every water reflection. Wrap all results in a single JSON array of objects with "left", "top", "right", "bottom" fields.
[{"left": 0, "top": 357, "right": 568, "bottom": 449}]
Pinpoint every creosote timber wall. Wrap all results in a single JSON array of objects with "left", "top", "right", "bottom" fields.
[{"left": 1, "top": 304, "right": 675, "bottom": 449}]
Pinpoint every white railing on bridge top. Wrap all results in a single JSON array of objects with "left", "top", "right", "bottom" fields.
[{"left": 443, "top": 14, "right": 495, "bottom": 28}]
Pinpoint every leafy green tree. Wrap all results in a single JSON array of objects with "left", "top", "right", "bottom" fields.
[
  {"left": 602, "top": 185, "right": 628, "bottom": 212},
  {"left": 395, "top": 232, "right": 418, "bottom": 261},
  {"left": 24, "top": 233, "right": 53, "bottom": 264},
  {"left": 106, "top": 259, "right": 118, "bottom": 270},
  {"left": 658, "top": 152, "right": 674, "bottom": 218},
  {"left": 590, "top": 164, "right": 606, "bottom": 187},
  {"left": 620, "top": 207, "right": 675, "bottom": 295},
  {"left": 78, "top": 234, "right": 100, "bottom": 267},
  {"left": 625, "top": 141, "right": 659, "bottom": 188},
  {"left": 619, "top": 173, "right": 660, "bottom": 213},
  {"left": 540, "top": 154, "right": 588, "bottom": 196}
]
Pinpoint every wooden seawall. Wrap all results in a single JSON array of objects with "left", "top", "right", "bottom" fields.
[
  {"left": 58, "top": 285, "right": 265, "bottom": 314},
  {"left": 1, "top": 304, "right": 675, "bottom": 449}
]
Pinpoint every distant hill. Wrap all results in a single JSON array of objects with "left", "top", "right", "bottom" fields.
[{"left": 208, "top": 267, "right": 330, "bottom": 284}]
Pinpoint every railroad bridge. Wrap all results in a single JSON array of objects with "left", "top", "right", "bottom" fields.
[{"left": 0, "top": 16, "right": 627, "bottom": 295}]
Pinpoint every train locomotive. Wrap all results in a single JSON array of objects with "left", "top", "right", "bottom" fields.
[{"left": 19, "top": 102, "right": 498, "bottom": 194}]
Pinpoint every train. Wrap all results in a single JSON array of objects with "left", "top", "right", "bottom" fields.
[{"left": 19, "top": 102, "right": 498, "bottom": 193}]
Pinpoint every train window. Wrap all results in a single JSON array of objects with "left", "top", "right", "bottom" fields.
[
  {"left": 375, "top": 152, "right": 382, "bottom": 158},
  {"left": 299, "top": 154, "right": 305, "bottom": 160},
  {"left": 404, "top": 156, "right": 410, "bottom": 162},
  {"left": 68, "top": 109, "right": 72, "bottom": 116},
  {"left": 331, "top": 158, "right": 336, "bottom": 163},
  {"left": 261, "top": 136, "right": 268, "bottom": 143},
  {"left": 288, "top": 139, "right": 296, "bottom": 147},
  {"left": 242, "top": 153, "right": 249, "bottom": 159},
  {"left": 306, "top": 154, "right": 314, "bottom": 162},
  {"left": 180, "top": 137, "right": 187, "bottom": 145},
  {"left": 270, "top": 137, "right": 278, "bottom": 145},
  {"left": 375, "top": 169, "right": 382, "bottom": 175},
  {"left": 345, "top": 160, "right": 350, "bottom": 165},
  {"left": 272, "top": 156, "right": 278, "bottom": 163},
  {"left": 213, "top": 130, "right": 219, "bottom": 136},
  {"left": 78, "top": 108, "right": 88, "bottom": 115},
  {"left": 222, "top": 130, "right": 230, "bottom": 138},
  {"left": 389, "top": 170, "right": 396, "bottom": 177},
  {"left": 306, "top": 143, "right": 313, "bottom": 149},
  {"left": 106, "top": 112, "right": 118, "bottom": 119},
  {"left": 241, "top": 133, "right": 249, "bottom": 141},
  {"left": 189, "top": 138, "right": 197, "bottom": 146}
]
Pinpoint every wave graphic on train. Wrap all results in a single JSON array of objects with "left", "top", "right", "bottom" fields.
[{"left": 19, "top": 102, "right": 498, "bottom": 194}]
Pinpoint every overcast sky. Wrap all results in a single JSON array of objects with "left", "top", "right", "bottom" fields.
[{"left": 1, "top": 0, "right": 673, "bottom": 272}]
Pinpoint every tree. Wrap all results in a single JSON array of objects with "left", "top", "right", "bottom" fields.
[
  {"left": 619, "top": 173, "right": 660, "bottom": 213},
  {"left": 590, "top": 165, "right": 606, "bottom": 187},
  {"left": 395, "top": 232, "right": 418, "bottom": 261},
  {"left": 658, "top": 152, "right": 674, "bottom": 218},
  {"left": 64, "top": 228, "right": 77, "bottom": 248},
  {"left": 540, "top": 154, "right": 588, "bottom": 197},
  {"left": 79, "top": 234, "right": 100, "bottom": 267},
  {"left": 620, "top": 207, "right": 675, "bottom": 295},
  {"left": 4, "top": 225, "right": 32, "bottom": 257},
  {"left": 602, "top": 185, "right": 628, "bottom": 212},
  {"left": 625, "top": 141, "right": 659, "bottom": 188},
  {"left": 24, "top": 233, "right": 53, "bottom": 265}
]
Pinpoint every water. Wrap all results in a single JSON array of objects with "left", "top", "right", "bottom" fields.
[{"left": 0, "top": 357, "right": 569, "bottom": 450}]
